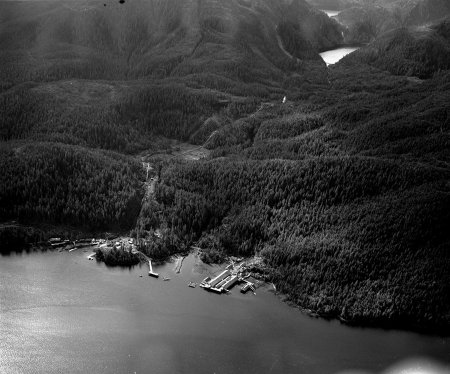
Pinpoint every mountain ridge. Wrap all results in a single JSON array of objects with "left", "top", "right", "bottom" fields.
[
  {"left": 0, "top": 0, "right": 449, "bottom": 334},
  {"left": 0, "top": 0, "right": 343, "bottom": 86},
  {"left": 341, "top": 18, "right": 450, "bottom": 78}
]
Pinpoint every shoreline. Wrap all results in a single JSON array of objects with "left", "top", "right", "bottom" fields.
[
  {"left": 275, "top": 292, "right": 450, "bottom": 338},
  {"left": 317, "top": 43, "right": 366, "bottom": 54},
  {"left": 2, "top": 233, "right": 449, "bottom": 337}
]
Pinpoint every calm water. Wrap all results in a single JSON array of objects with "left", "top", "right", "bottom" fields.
[
  {"left": 1, "top": 250, "right": 449, "bottom": 374},
  {"left": 320, "top": 47, "right": 360, "bottom": 66},
  {"left": 321, "top": 10, "right": 341, "bottom": 17}
]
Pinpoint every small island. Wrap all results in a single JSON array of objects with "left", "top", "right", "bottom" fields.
[{"left": 95, "top": 246, "right": 140, "bottom": 267}]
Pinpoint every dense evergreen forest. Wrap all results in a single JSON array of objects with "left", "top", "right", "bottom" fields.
[
  {"left": 146, "top": 156, "right": 449, "bottom": 331},
  {"left": 0, "top": 0, "right": 449, "bottom": 332},
  {"left": 0, "top": 142, "right": 144, "bottom": 230},
  {"left": 343, "top": 21, "right": 450, "bottom": 78},
  {"left": 132, "top": 61, "right": 450, "bottom": 332},
  {"left": 95, "top": 246, "right": 140, "bottom": 266}
]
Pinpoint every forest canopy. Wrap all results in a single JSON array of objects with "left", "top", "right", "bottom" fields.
[{"left": 0, "top": 142, "right": 144, "bottom": 230}]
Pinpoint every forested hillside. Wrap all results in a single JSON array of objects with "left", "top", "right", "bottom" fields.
[
  {"left": 307, "top": 0, "right": 416, "bottom": 11},
  {"left": 0, "top": 0, "right": 344, "bottom": 153},
  {"left": 341, "top": 19, "right": 450, "bottom": 78},
  {"left": 337, "top": 6, "right": 400, "bottom": 43},
  {"left": 0, "top": 0, "right": 342, "bottom": 246},
  {"left": 1, "top": 0, "right": 449, "bottom": 333},
  {"left": 0, "top": 80, "right": 223, "bottom": 149},
  {"left": 311, "top": 0, "right": 450, "bottom": 46},
  {"left": 0, "top": 142, "right": 144, "bottom": 229},
  {"left": 152, "top": 156, "right": 449, "bottom": 330},
  {"left": 0, "top": 0, "right": 340, "bottom": 87},
  {"left": 133, "top": 62, "right": 450, "bottom": 332},
  {"left": 406, "top": 0, "right": 450, "bottom": 25}
]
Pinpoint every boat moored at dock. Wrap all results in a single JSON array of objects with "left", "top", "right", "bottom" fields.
[{"left": 200, "top": 262, "right": 255, "bottom": 294}]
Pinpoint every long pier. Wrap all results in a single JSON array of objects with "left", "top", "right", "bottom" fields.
[
  {"left": 148, "top": 259, "right": 159, "bottom": 278},
  {"left": 135, "top": 250, "right": 159, "bottom": 278}
]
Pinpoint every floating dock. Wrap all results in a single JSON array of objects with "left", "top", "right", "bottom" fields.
[
  {"left": 199, "top": 276, "right": 211, "bottom": 289},
  {"left": 148, "top": 260, "right": 159, "bottom": 278},
  {"left": 50, "top": 239, "right": 70, "bottom": 248},
  {"left": 134, "top": 250, "right": 159, "bottom": 278}
]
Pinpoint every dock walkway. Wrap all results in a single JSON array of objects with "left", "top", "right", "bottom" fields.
[
  {"left": 200, "top": 262, "right": 255, "bottom": 294},
  {"left": 135, "top": 250, "right": 159, "bottom": 278}
]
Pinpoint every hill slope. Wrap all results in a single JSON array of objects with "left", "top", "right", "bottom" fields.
[
  {"left": 337, "top": 5, "right": 400, "bottom": 43},
  {"left": 309, "top": 0, "right": 450, "bottom": 45},
  {"left": 0, "top": 0, "right": 344, "bottom": 149},
  {"left": 0, "top": 0, "right": 342, "bottom": 85},
  {"left": 406, "top": 0, "right": 450, "bottom": 25},
  {"left": 1, "top": 0, "right": 449, "bottom": 333},
  {"left": 341, "top": 19, "right": 450, "bottom": 78},
  {"left": 142, "top": 65, "right": 450, "bottom": 332}
]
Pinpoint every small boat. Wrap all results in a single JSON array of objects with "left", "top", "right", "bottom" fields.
[
  {"left": 163, "top": 277, "right": 171, "bottom": 281},
  {"left": 199, "top": 276, "right": 211, "bottom": 288},
  {"left": 188, "top": 282, "right": 197, "bottom": 288},
  {"left": 139, "top": 275, "right": 143, "bottom": 278}
]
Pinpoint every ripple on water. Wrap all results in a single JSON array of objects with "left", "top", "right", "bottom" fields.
[{"left": 0, "top": 251, "right": 449, "bottom": 374}]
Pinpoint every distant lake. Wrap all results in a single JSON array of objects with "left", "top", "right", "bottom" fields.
[
  {"left": 1, "top": 250, "right": 449, "bottom": 374},
  {"left": 321, "top": 9, "right": 341, "bottom": 17},
  {"left": 320, "top": 46, "right": 360, "bottom": 66}
]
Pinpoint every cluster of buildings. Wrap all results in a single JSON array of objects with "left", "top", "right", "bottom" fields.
[
  {"left": 48, "top": 237, "right": 138, "bottom": 255},
  {"left": 199, "top": 261, "right": 255, "bottom": 294}
]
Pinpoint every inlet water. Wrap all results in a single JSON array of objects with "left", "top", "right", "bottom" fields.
[
  {"left": 321, "top": 10, "right": 341, "bottom": 17},
  {"left": 1, "top": 250, "right": 449, "bottom": 374},
  {"left": 320, "top": 47, "right": 360, "bottom": 66}
]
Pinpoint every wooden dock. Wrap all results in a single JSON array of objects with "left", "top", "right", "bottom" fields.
[
  {"left": 201, "top": 264, "right": 255, "bottom": 294},
  {"left": 148, "top": 259, "right": 159, "bottom": 278},
  {"left": 134, "top": 250, "right": 159, "bottom": 278}
]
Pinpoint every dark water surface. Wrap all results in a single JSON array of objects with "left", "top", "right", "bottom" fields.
[{"left": 1, "top": 250, "right": 449, "bottom": 374}]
